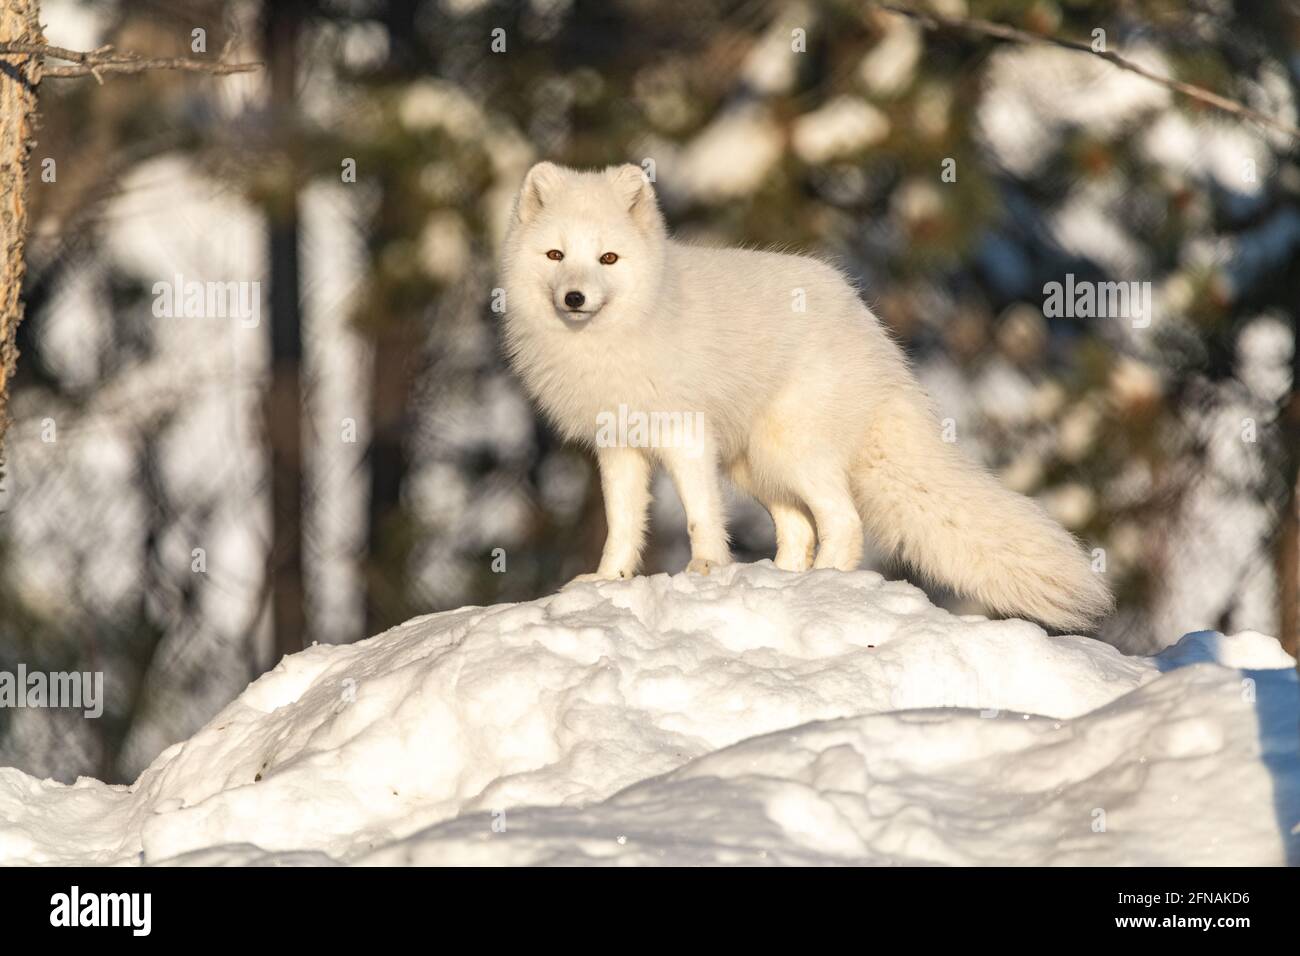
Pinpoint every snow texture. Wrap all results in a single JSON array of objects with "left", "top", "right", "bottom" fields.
[{"left": 1, "top": 563, "right": 1296, "bottom": 866}]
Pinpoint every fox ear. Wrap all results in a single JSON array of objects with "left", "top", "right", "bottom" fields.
[
  {"left": 515, "top": 162, "right": 563, "bottom": 223},
  {"left": 609, "top": 164, "right": 661, "bottom": 230}
]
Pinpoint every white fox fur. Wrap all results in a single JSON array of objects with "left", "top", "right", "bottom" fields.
[{"left": 501, "top": 162, "right": 1113, "bottom": 631}]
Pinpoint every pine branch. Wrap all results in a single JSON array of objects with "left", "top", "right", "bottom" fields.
[
  {"left": 0, "top": 41, "right": 260, "bottom": 84},
  {"left": 872, "top": 2, "right": 1300, "bottom": 142}
]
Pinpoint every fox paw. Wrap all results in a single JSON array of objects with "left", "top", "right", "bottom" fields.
[
  {"left": 773, "top": 549, "right": 814, "bottom": 573},
  {"left": 685, "top": 557, "right": 727, "bottom": 576}
]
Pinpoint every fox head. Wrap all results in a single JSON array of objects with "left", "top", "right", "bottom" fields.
[{"left": 502, "top": 162, "right": 667, "bottom": 328}]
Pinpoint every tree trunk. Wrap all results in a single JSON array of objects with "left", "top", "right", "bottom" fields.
[
  {"left": 1278, "top": 233, "right": 1300, "bottom": 666},
  {"left": 362, "top": 316, "right": 421, "bottom": 637},
  {"left": 1281, "top": 337, "right": 1300, "bottom": 663},
  {"left": 0, "top": 1, "right": 42, "bottom": 456},
  {"left": 1280, "top": 474, "right": 1298, "bottom": 657},
  {"left": 264, "top": 0, "right": 306, "bottom": 661},
  {"left": 360, "top": 3, "right": 428, "bottom": 637}
]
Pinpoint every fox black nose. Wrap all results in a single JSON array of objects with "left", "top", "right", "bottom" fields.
[{"left": 564, "top": 291, "right": 585, "bottom": 310}]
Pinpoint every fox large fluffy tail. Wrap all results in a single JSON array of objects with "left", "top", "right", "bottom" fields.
[{"left": 853, "top": 397, "right": 1113, "bottom": 632}]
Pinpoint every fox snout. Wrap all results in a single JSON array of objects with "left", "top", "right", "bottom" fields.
[{"left": 553, "top": 284, "right": 603, "bottom": 318}]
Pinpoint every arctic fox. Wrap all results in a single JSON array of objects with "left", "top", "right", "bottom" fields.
[{"left": 501, "top": 162, "right": 1113, "bottom": 631}]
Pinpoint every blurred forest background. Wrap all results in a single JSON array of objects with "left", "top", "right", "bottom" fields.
[{"left": 1, "top": 0, "right": 1298, "bottom": 783}]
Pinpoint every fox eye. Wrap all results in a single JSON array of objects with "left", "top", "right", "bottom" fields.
[
  {"left": 546, "top": 249, "right": 564, "bottom": 261},
  {"left": 599, "top": 252, "right": 619, "bottom": 265}
]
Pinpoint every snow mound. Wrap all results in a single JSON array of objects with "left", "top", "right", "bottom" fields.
[{"left": 1, "top": 563, "right": 1296, "bottom": 865}]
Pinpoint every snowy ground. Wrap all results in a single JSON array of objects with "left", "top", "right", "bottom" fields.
[{"left": 1, "top": 563, "right": 1296, "bottom": 866}]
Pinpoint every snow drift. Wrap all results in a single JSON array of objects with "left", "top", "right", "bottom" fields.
[{"left": 1, "top": 563, "right": 1296, "bottom": 865}]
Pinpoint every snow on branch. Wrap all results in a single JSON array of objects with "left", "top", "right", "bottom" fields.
[
  {"left": 872, "top": 2, "right": 1300, "bottom": 142},
  {"left": 0, "top": 42, "right": 260, "bottom": 84}
]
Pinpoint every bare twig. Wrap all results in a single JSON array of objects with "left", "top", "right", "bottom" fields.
[
  {"left": 871, "top": 2, "right": 1300, "bottom": 142},
  {"left": 0, "top": 41, "right": 260, "bottom": 84}
]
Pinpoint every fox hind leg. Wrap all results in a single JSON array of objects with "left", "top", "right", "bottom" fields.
[
  {"left": 771, "top": 500, "right": 817, "bottom": 572},
  {"left": 798, "top": 475, "right": 864, "bottom": 572},
  {"left": 728, "top": 454, "right": 824, "bottom": 573},
  {"left": 726, "top": 456, "right": 816, "bottom": 572}
]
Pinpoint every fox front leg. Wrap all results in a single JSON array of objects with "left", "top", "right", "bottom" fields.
[
  {"left": 660, "top": 437, "right": 731, "bottom": 576},
  {"left": 568, "top": 445, "right": 652, "bottom": 585}
]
